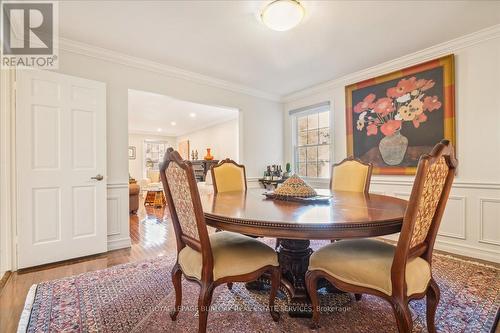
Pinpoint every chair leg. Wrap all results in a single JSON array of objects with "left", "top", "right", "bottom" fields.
[
  {"left": 227, "top": 282, "right": 233, "bottom": 291},
  {"left": 305, "top": 271, "right": 321, "bottom": 329},
  {"left": 275, "top": 238, "right": 281, "bottom": 250},
  {"left": 170, "top": 264, "right": 183, "bottom": 321},
  {"left": 391, "top": 299, "right": 413, "bottom": 333},
  {"left": 269, "top": 266, "right": 281, "bottom": 322},
  {"left": 198, "top": 284, "right": 214, "bottom": 333},
  {"left": 354, "top": 293, "right": 362, "bottom": 301},
  {"left": 426, "top": 279, "right": 440, "bottom": 333}
]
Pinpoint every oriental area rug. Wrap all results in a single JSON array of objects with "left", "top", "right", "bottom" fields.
[{"left": 19, "top": 240, "right": 499, "bottom": 333}]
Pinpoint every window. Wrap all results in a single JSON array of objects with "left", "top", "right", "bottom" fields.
[
  {"left": 291, "top": 103, "right": 330, "bottom": 178},
  {"left": 143, "top": 140, "right": 169, "bottom": 180}
]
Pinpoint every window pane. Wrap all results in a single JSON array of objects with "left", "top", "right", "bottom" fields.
[
  {"left": 318, "top": 145, "right": 329, "bottom": 161},
  {"left": 307, "top": 146, "right": 317, "bottom": 162},
  {"left": 298, "top": 131, "right": 307, "bottom": 146},
  {"left": 298, "top": 163, "right": 306, "bottom": 177},
  {"left": 294, "top": 109, "right": 330, "bottom": 179},
  {"left": 307, "top": 113, "right": 318, "bottom": 130},
  {"left": 318, "top": 111, "right": 329, "bottom": 128},
  {"left": 298, "top": 116, "right": 308, "bottom": 131},
  {"left": 319, "top": 128, "right": 330, "bottom": 144},
  {"left": 297, "top": 147, "right": 306, "bottom": 162},
  {"left": 307, "top": 130, "right": 318, "bottom": 145},
  {"left": 307, "top": 162, "right": 318, "bottom": 177},
  {"left": 319, "top": 161, "right": 330, "bottom": 178}
]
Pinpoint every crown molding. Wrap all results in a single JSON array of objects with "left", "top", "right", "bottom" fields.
[
  {"left": 282, "top": 24, "right": 500, "bottom": 103},
  {"left": 57, "top": 38, "right": 281, "bottom": 102},
  {"left": 52, "top": 24, "right": 500, "bottom": 104}
]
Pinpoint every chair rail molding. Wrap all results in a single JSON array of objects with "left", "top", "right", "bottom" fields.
[{"left": 303, "top": 177, "right": 500, "bottom": 191}]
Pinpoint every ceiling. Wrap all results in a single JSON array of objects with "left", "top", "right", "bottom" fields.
[
  {"left": 128, "top": 89, "right": 238, "bottom": 136},
  {"left": 59, "top": 1, "right": 500, "bottom": 96}
]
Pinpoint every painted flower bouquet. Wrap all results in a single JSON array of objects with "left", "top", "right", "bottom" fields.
[{"left": 353, "top": 76, "right": 442, "bottom": 165}]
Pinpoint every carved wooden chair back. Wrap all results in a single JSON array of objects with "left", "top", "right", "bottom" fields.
[
  {"left": 330, "top": 156, "right": 373, "bottom": 193},
  {"left": 391, "top": 140, "right": 457, "bottom": 296},
  {"left": 211, "top": 158, "right": 247, "bottom": 193},
  {"left": 160, "top": 148, "right": 214, "bottom": 279}
]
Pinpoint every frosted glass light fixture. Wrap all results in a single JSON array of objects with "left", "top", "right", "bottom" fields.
[{"left": 261, "top": 0, "right": 305, "bottom": 31}]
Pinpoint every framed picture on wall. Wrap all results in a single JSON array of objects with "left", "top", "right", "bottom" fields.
[
  {"left": 128, "top": 146, "right": 136, "bottom": 160},
  {"left": 345, "top": 54, "right": 455, "bottom": 175}
]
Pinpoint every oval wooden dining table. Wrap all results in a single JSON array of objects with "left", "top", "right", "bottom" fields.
[{"left": 200, "top": 188, "right": 408, "bottom": 316}]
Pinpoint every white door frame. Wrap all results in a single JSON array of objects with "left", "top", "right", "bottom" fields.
[{"left": 0, "top": 69, "right": 17, "bottom": 273}]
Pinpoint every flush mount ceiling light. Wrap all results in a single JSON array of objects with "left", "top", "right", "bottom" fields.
[
  {"left": 170, "top": 121, "right": 176, "bottom": 126},
  {"left": 261, "top": 0, "right": 305, "bottom": 32}
]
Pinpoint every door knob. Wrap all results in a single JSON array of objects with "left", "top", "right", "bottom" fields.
[{"left": 91, "top": 174, "right": 104, "bottom": 181}]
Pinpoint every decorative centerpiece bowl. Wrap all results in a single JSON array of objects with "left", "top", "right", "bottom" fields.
[{"left": 263, "top": 174, "right": 331, "bottom": 203}]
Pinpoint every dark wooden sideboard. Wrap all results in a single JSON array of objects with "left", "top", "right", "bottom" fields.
[{"left": 191, "top": 160, "right": 219, "bottom": 182}]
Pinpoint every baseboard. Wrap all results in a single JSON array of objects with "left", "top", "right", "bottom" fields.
[
  {"left": 107, "top": 237, "right": 131, "bottom": 251},
  {"left": 0, "top": 270, "right": 12, "bottom": 294},
  {"left": 433, "top": 240, "right": 500, "bottom": 264}
]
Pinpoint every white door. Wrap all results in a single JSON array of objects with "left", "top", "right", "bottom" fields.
[{"left": 16, "top": 69, "right": 107, "bottom": 269}]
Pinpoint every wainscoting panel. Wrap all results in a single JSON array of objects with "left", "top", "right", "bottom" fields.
[
  {"left": 106, "top": 183, "right": 131, "bottom": 250},
  {"left": 107, "top": 196, "right": 120, "bottom": 236},
  {"left": 439, "top": 196, "right": 467, "bottom": 240},
  {"left": 368, "top": 180, "right": 500, "bottom": 263},
  {"left": 479, "top": 198, "right": 500, "bottom": 246}
]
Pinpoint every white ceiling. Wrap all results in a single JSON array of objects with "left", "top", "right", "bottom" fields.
[
  {"left": 128, "top": 89, "right": 238, "bottom": 136},
  {"left": 59, "top": 1, "right": 500, "bottom": 96}
]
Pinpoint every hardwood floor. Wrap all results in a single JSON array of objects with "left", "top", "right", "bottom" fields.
[
  {"left": 0, "top": 203, "right": 173, "bottom": 333},
  {"left": 1, "top": 200, "right": 499, "bottom": 332}
]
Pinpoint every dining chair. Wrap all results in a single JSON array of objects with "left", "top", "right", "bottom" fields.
[
  {"left": 211, "top": 158, "right": 247, "bottom": 193},
  {"left": 330, "top": 156, "right": 373, "bottom": 193},
  {"left": 306, "top": 140, "right": 457, "bottom": 332},
  {"left": 160, "top": 149, "right": 280, "bottom": 333}
]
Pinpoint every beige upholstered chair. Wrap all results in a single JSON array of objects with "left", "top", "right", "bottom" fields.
[
  {"left": 211, "top": 159, "right": 247, "bottom": 193},
  {"left": 330, "top": 156, "right": 373, "bottom": 193},
  {"left": 306, "top": 140, "right": 457, "bottom": 332},
  {"left": 160, "top": 149, "right": 280, "bottom": 333}
]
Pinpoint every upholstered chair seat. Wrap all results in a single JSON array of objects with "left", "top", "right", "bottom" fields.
[
  {"left": 309, "top": 239, "right": 431, "bottom": 296},
  {"left": 179, "top": 231, "right": 278, "bottom": 280},
  {"left": 306, "top": 140, "right": 458, "bottom": 332},
  {"left": 161, "top": 149, "right": 281, "bottom": 333}
]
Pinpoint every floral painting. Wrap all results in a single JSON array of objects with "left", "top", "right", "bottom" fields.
[{"left": 345, "top": 55, "right": 455, "bottom": 174}]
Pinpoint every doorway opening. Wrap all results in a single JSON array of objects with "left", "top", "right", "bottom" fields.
[{"left": 127, "top": 89, "right": 239, "bottom": 252}]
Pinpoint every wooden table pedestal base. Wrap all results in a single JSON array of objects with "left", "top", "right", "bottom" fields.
[{"left": 246, "top": 238, "right": 336, "bottom": 317}]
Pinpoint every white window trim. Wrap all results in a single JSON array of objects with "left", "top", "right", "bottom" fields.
[{"left": 290, "top": 102, "right": 332, "bottom": 182}]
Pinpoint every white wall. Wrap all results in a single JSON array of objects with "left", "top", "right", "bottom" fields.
[
  {"left": 283, "top": 27, "right": 500, "bottom": 263},
  {"left": 128, "top": 133, "right": 176, "bottom": 180},
  {"left": 51, "top": 43, "right": 283, "bottom": 251},
  {"left": 177, "top": 118, "right": 239, "bottom": 162}
]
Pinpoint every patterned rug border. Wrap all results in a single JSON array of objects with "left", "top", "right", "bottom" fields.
[
  {"left": 17, "top": 284, "right": 38, "bottom": 333},
  {"left": 16, "top": 249, "right": 499, "bottom": 332}
]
